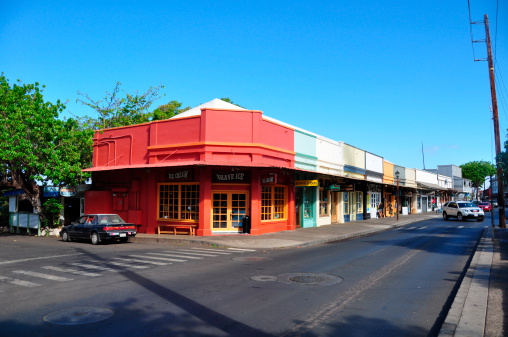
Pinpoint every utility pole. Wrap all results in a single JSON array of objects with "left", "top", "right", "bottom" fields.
[{"left": 484, "top": 14, "right": 506, "bottom": 228}]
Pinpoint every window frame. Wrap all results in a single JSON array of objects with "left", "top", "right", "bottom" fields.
[
  {"left": 261, "top": 185, "right": 287, "bottom": 221},
  {"left": 157, "top": 183, "right": 200, "bottom": 222},
  {"left": 319, "top": 188, "right": 329, "bottom": 216}
]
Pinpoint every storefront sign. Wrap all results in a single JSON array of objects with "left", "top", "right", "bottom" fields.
[
  {"left": 261, "top": 174, "right": 277, "bottom": 185},
  {"left": 213, "top": 170, "right": 250, "bottom": 183},
  {"left": 60, "top": 187, "right": 76, "bottom": 197},
  {"left": 339, "top": 184, "right": 355, "bottom": 192},
  {"left": 326, "top": 184, "right": 341, "bottom": 191},
  {"left": 43, "top": 186, "right": 59, "bottom": 197},
  {"left": 295, "top": 180, "right": 319, "bottom": 187},
  {"left": 167, "top": 169, "right": 193, "bottom": 182}
]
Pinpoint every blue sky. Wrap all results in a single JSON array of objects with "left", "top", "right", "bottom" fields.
[{"left": 1, "top": 0, "right": 507, "bottom": 171}]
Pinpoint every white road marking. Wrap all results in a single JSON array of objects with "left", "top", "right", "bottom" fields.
[
  {"left": 11, "top": 270, "right": 73, "bottom": 282},
  {"left": 113, "top": 258, "right": 168, "bottom": 266},
  {"left": 177, "top": 249, "right": 232, "bottom": 255},
  {"left": 41, "top": 266, "right": 101, "bottom": 277},
  {"left": 69, "top": 263, "right": 122, "bottom": 272},
  {"left": 166, "top": 250, "right": 219, "bottom": 257},
  {"left": 129, "top": 255, "right": 186, "bottom": 262},
  {"left": 186, "top": 248, "right": 235, "bottom": 254},
  {"left": 0, "top": 276, "right": 41, "bottom": 287},
  {"left": 0, "top": 253, "right": 84, "bottom": 265},
  {"left": 148, "top": 252, "right": 203, "bottom": 260},
  {"left": 107, "top": 261, "right": 150, "bottom": 269}
]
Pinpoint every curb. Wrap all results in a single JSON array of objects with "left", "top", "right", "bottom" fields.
[{"left": 438, "top": 228, "right": 493, "bottom": 337}]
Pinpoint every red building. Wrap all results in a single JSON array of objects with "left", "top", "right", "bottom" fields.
[{"left": 84, "top": 99, "right": 298, "bottom": 235}]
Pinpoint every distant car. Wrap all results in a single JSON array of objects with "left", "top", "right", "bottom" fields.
[
  {"left": 478, "top": 202, "right": 492, "bottom": 212},
  {"left": 492, "top": 201, "right": 499, "bottom": 208},
  {"left": 442, "top": 201, "right": 484, "bottom": 222},
  {"left": 60, "top": 214, "right": 137, "bottom": 245}
]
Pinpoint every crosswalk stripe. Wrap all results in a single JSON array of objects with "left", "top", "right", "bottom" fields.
[
  {"left": 458, "top": 226, "right": 464, "bottom": 229},
  {"left": 69, "top": 263, "right": 122, "bottom": 272},
  {"left": 12, "top": 270, "right": 73, "bottom": 282},
  {"left": 129, "top": 255, "right": 186, "bottom": 262},
  {"left": 147, "top": 252, "right": 203, "bottom": 260},
  {"left": 41, "top": 266, "right": 102, "bottom": 277},
  {"left": 227, "top": 248, "right": 256, "bottom": 252},
  {"left": 166, "top": 250, "right": 219, "bottom": 257},
  {"left": 181, "top": 248, "right": 234, "bottom": 254},
  {"left": 108, "top": 261, "right": 150, "bottom": 269},
  {"left": 0, "top": 276, "right": 41, "bottom": 287},
  {"left": 417, "top": 227, "right": 427, "bottom": 230},
  {"left": 113, "top": 258, "right": 169, "bottom": 266}
]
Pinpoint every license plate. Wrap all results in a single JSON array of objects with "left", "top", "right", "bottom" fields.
[
  {"left": 120, "top": 233, "right": 126, "bottom": 237},
  {"left": 474, "top": 214, "right": 478, "bottom": 217}
]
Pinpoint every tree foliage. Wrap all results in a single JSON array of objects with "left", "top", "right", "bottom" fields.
[
  {"left": 76, "top": 82, "right": 169, "bottom": 129},
  {"left": 0, "top": 74, "right": 93, "bottom": 218},
  {"left": 460, "top": 161, "right": 496, "bottom": 188}
]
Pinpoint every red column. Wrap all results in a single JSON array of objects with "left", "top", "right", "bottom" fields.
[
  {"left": 197, "top": 166, "right": 212, "bottom": 236},
  {"left": 249, "top": 169, "right": 262, "bottom": 235}
]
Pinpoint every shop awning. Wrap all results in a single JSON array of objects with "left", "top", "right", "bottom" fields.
[{"left": 416, "top": 182, "right": 444, "bottom": 190}]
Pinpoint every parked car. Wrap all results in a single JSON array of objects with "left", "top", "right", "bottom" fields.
[
  {"left": 60, "top": 214, "right": 137, "bottom": 245},
  {"left": 442, "top": 201, "right": 484, "bottom": 222},
  {"left": 478, "top": 202, "right": 492, "bottom": 212}
]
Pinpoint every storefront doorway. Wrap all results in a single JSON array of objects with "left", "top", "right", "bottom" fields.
[{"left": 212, "top": 192, "right": 249, "bottom": 233}]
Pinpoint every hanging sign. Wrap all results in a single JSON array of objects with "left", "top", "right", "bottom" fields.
[
  {"left": 326, "top": 184, "right": 341, "bottom": 191},
  {"left": 295, "top": 180, "right": 319, "bottom": 187},
  {"left": 261, "top": 174, "right": 277, "bottom": 185},
  {"left": 60, "top": 187, "right": 77, "bottom": 197}
]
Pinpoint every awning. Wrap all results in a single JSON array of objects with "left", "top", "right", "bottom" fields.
[
  {"left": 2, "top": 189, "right": 25, "bottom": 196},
  {"left": 416, "top": 182, "right": 444, "bottom": 190}
]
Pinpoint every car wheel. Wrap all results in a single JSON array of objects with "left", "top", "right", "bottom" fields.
[
  {"left": 443, "top": 212, "right": 449, "bottom": 220},
  {"left": 457, "top": 213, "right": 464, "bottom": 221},
  {"left": 91, "top": 232, "right": 101, "bottom": 245},
  {"left": 62, "top": 230, "right": 71, "bottom": 242}
]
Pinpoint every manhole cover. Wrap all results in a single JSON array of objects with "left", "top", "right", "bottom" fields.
[
  {"left": 277, "top": 273, "right": 343, "bottom": 286},
  {"left": 232, "top": 257, "right": 273, "bottom": 262},
  {"left": 44, "top": 307, "right": 114, "bottom": 325},
  {"left": 251, "top": 275, "right": 277, "bottom": 282}
]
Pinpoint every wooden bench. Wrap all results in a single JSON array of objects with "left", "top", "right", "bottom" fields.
[{"left": 158, "top": 224, "right": 196, "bottom": 236}]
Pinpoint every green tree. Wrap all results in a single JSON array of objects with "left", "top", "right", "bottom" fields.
[
  {"left": 0, "top": 75, "right": 93, "bottom": 220},
  {"left": 151, "top": 100, "right": 190, "bottom": 121},
  {"left": 77, "top": 82, "right": 166, "bottom": 129},
  {"left": 460, "top": 161, "right": 496, "bottom": 198}
]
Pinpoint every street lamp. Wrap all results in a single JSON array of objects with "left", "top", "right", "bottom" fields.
[{"left": 395, "top": 171, "right": 400, "bottom": 221}]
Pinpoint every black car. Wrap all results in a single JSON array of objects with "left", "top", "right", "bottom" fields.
[{"left": 60, "top": 214, "right": 137, "bottom": 244}]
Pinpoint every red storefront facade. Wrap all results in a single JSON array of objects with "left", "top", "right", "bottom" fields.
[{"left": 84, "top": 105, "right": 298, "bottom": 236}]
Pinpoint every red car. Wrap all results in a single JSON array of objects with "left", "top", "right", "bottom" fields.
[{"left": 478, "top": 202, "right": 492, "bottom": 212}]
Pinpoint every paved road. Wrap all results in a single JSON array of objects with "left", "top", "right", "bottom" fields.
[{"left": 0, "top": 216, "right": 485, "bottom": 337}]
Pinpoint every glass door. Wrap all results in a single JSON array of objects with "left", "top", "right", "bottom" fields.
[{"left": 212, "top": 192, "right": 249, "bottom": 233}]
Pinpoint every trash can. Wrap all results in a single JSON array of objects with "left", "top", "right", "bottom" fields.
[{"left": 242, "top": 215, "right": 250, "bottom": 234}]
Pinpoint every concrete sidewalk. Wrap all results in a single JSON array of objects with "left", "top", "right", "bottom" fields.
[{"left": 133, "top": 212, "right": 506, "bottom": 337}]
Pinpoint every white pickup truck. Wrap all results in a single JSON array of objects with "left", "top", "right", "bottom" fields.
[{"left": 442, "top": 201, "right": 484, "bottom": 222}]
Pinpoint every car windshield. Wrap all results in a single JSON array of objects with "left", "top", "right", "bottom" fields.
[
  {"left": 98, "top": 215, "right": 126, "bottom": 224},
  {"left": 458, "top": 203, "right": 476, "bottom": 208}
]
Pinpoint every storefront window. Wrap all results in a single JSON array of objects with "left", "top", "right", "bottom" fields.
[
  {"left": 319, "top": 189, "right": 329, "bottom": 216},
  {"left": 370, "top": 192, "right": 381, "bottom": 210},
  {"left": 356, "top": 192, "right": 363, "bottom": 213},
  {"left": 261, "top": 186, "right": 287, "bottom": 220},
  {"left": 158, "top": 183, "right": 199, "bottom": 221}
]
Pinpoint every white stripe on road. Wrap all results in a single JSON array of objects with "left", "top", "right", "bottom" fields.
[
  {"left": 166, "top": 250, "right": 219, "bottom": 257},
  {"left": 417, "top": 227, "right": 427, "bottom": 230},
  {"left": 12, "top": 270, "right": 73, "bottom": 282},
  {"left": 148, "top": 252, "right": 203, "bottom": 260},
  {"left": 129, "top": 255, "right": 187, "bottom": 263},
  {"left": 0, "top": 276, "right": 41, "bottom": 287},
  {"left": 185, "top": 248, "right": 234, "bottom": 254},
  {"left": 113, "top": 258, "right": 169, "bottom": 266},
  {"left": 69, "top": 263, "right": 122, "bottom": 272},
  {"left": 108, "top": 261, "right": 150, "bottom": 269},
  {"left": 41, "top": 266, "right": 102, "bottom": 277},
  {"left": 0, "top": 253, "right": 84, "bottom": 265}
]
